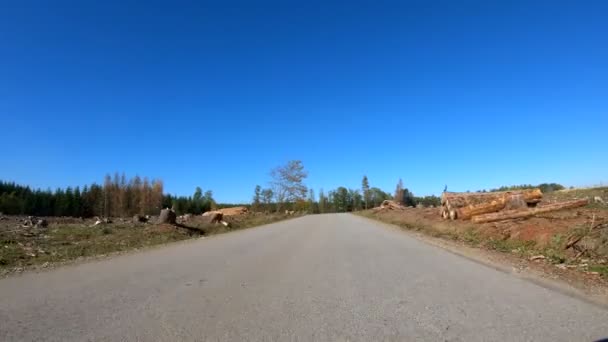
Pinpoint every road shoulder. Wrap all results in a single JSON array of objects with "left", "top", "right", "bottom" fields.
[{"left": 354, "top": 213, "right": 608, "bottom": 309}]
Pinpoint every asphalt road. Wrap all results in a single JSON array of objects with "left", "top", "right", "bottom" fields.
[{"left": 1, "top": 214, "right": 607, "bottom": 341}]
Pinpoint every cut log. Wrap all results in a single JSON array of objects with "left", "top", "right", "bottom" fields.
[
  {"left": 457, "top": 199, "right": 507, "bottom": 220},
  {"left": 443, "top": 189, "right": 543, "bottom": 220},
  {"left": 504, "top": 194, "right": 527, "bottom": 210},
  {"left": 457, "top": 192, "right": 540, "bottom": 220},
  {"left": 442, "top": 189, "right": 542, "bottom": 208},
  {"left": 201, "top": 212, "right": 223, "bottom": 225},
  {"left": 471, "top": 199, "right": 589, "bottom": 223},
  {"left": 379, "top": 200, "right": 406, "bottom": 210}
]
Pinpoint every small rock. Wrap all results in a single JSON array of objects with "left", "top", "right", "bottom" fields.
[
  {"left": 587, "top": 271, "right": 600, "bottom": 276},
  {"left": 594, "top": 196, "right": 605, "bottom": 204},
  {"left": 529, "top": 255, "right": 546, "bottom": 261},
  {"left": 555, "top": 264, "right": 567, "bottom": 270},
  {"left": 41, "top": 262, "right": 49, "bottom": 268}
]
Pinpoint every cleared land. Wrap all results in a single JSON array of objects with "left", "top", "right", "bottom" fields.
[{"left": 0, "top": 211, "right": 295, "bottom": 274}]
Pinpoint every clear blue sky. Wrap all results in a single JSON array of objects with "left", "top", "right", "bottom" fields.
[{"left": 1, "top": 1, "right": 607, "bottom": 203}]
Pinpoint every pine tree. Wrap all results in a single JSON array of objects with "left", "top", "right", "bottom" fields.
[
  {"left": 361, "top": 175, "right": 371, "bottom": 209},
  {"left": 73, "top": 186, "right": 82, "bottom": 217},
  {"left": 308, "top": 188, "right": 316, "bottom": 214}
]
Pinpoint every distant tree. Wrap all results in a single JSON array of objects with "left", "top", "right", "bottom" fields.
[
  {"left": 270, "top": 160, "right": 308, "bottom": 211},
  {"left": 350, "top": 189, "right": 362, "bottom": 211},
  {"left": 370, "top": 187, "right": 391, "bottom": 207},
  {"left": 308, "top": 188, "right": 317, "bottom": 214},
  {"left": 401, "top": 188, "right": 416, "bottom": 207},
  {"left": 333, "top": 187, "right": 349, "bottom": 212},
  {"left": 394, "top": 179, "right": 405, "bottom": 204},
  {"left": 191, "top": 187, "right": 204, "bottom": 214},
  {"left": 318, "top": 188, "right": 326, "bottom": 214},
  {"left": 362, "top": 175, "right": 371, "bottom": 209},
  {"left": 261, "top": 188, "right": 274, "bottom": 211},
  {"left": 252, "top": 185, "right": 262, "bottom": 211},
  {"left": 204, "top": 190, "right": 216, "bottom": 210},
  {"left": 103, "top": 174, "right": 112, "bottom": 217},
  {"left": 415, "top": 195, "right": 441, "bottom": 207},
  {"left": 73, "top": 186, "right": 82, "bottom": 217}
]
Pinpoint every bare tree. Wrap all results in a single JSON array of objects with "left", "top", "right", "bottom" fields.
[
  {"left": 261, "top": 188, "right": 274, "bottom": 211},
  {"left": 270, "top": 160, "right": 308, "bottom": 211}
]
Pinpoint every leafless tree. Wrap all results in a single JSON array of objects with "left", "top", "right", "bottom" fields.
[{"left": 270, "top": 160, "right": 308, "bottom": 211}]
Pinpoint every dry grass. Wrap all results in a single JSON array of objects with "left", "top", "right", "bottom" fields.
[
  {"left": 0, "top": 223, "right": 191, "bottom": 271},
  {"left": 0, "top": 212, "right": 299, "bottom": 272}
]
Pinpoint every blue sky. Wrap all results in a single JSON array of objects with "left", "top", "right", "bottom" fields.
[{"left": 1, "top": 1, "right": 607, "bottom": 203}]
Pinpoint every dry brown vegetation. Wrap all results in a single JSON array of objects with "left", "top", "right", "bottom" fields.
[
  {"left": 360, "top": 187, "right": 608, "bottom": 280},
  {"left": 0, "top": 211, "right": 298, "bottom": 275}
]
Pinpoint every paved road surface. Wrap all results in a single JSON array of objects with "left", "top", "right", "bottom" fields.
[{"left": 1, "top": 214, "right": 607, "bottom": 341}]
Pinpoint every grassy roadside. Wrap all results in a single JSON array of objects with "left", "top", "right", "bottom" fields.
[
  {"left": 0, "top": 213, "right": 299, "bottom": 273},
  {"left": 355, "top": 209, "right": 608, "bottom": 279}
]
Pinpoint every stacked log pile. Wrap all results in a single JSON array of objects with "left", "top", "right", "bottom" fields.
[
  {"left": 441, "top": 189, "right": 588, "bottom": 223},
  {"left": 441, "top": 189, "right": 542, "bottom": 220},
  {"left": 372, "top": 200, "right": 407, "bottom": 212}
]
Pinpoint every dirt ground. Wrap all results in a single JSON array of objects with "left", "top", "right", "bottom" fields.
[{"left": 361, "top": 187, "right": 608, "bottom": 293}]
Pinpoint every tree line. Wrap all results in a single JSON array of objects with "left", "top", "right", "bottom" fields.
[
  {"left": 485, "top": 183, "right": 565, "bottom": 193},
  {"left": 250, "top": 160, "right": 441, "bottom": 214},
  {"left": 0, "top": 173, "right": 216, "bottom": 217}
]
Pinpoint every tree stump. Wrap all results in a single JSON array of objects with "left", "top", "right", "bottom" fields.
[{"left": 158, "top": 209, "right": 176, "bottom": 224}]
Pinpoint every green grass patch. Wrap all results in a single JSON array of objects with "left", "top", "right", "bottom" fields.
[
  {"left": 589, "top": 265, "right": 608, "bottom": 278},
  {"left": 462, "top": 228, "right": 482, "bottom": 246},
  {"left": 486, "top": 238, "right": 536, "bottom": 254}
]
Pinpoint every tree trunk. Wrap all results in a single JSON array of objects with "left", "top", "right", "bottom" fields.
[
  {"left": 456, "top": 199, "right": 507, "bottom": 220},
  {"left": 442, "top": 189, "right": 542, "bottom": 220},
  {"left": 471, "top": 199, "right": 588, "bottom": 223}
]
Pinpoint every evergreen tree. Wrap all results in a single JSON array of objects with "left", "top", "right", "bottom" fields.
[
  {"left": 73, "top": 186, "right": 82, "bottom": 217},
  {"left": 362, "top": 175, "right": 371, "bottom": 209},
  {"left": 307, "top": 188, "right": 316, "bottom": 214},
  {"left": 318, "top": 188, "right": 326, "bottom": 214}
]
